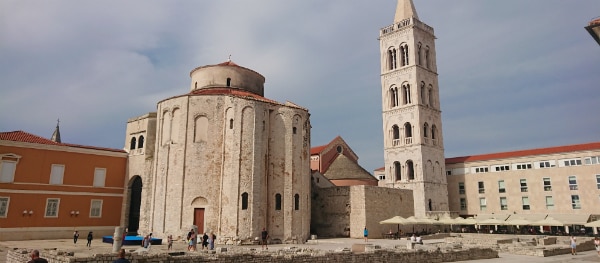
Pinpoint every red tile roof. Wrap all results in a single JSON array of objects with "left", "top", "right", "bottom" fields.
[
  {"left": 445, "top": 142, "right": 600, "bottom": 164},
  {"left": 0, "top": 130, "right": 125, "bottom": 153},
  {"left": 0, "top": 130, "right": 60, "bottom": 145},
  {"left": 310, "top": 136, "right": 343, "bottom": 155}
]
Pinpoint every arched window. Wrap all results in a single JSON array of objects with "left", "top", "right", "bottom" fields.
[
  {"left": 400, "top": 44, "right": 409, "bottom": 66},
  {"left": 226, "top": 78, "right": 231, "bottom": 87},
  {"left": 404, "top": 122, "right": 412, "bottom": 145},
  {"left": 388, "top": 48, "right": 397, "bottom": 70},
  {"left": 431, "top": 125, "right": 437, "bottom": 140},
  {"left": 130, "top": 137, "right": 136, "bottom": 150},
  {"left": 195, "top": 82, "right": 198, "bottom": 89},
  {"left": 138, "top": 135, "right": 144, "bottom": 148},
  {"left": 229, "top": 119, "right": 234, "bottom": 129},
  {"left": 428, "top": 199, "right": 432, "bottom": 211},
  {"left": 423, "top": 123, "right": 429, "bottom": 138},
  {"left": 407, "top": 160, "right": 415, "bottom": 180},
  {"left": 275, "top": 193, "right": 282, "bottom": 210},
  {"left": 402, "top": 84, "right": 411, "bottom": 105},
  {"left": 394, "top": 161, "right": 401, "bottom": 181},
  {"left": 400, "top": 45, "right": 406, "bottom": 67},
  {"left": 417, "top": 43, "right": 422, "bottom": 66},
  {"left": 390, "top": 86, "right": 399, "bottom": 108},
  {"left": 241, "top": 192, "right": 248, "bottom": 210},
  {"left": 428, "top": 86, "right": 434, "bottom": 108},
  {"left": 425, "top": 46, "right": 430, "bottom": 69},
  {"left": 392, "top": 125, "right": 400, "bottom": 146},
  {"left": 420, "top": 82, "right": 426, "bottom": 105},
  {"left": 294, "top": 194, "right": 300, "bottom": 210},
  {"left": 293, "top": 127, "right": 297, "bottom": 134}
]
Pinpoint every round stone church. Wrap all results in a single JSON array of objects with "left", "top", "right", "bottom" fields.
[{"left": 124, "top": 60, "right": 311, "bottom": 244}]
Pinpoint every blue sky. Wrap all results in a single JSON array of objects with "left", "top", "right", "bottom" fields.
[{"left": 1, "top": 0, "right": 599, "bottom": 173}]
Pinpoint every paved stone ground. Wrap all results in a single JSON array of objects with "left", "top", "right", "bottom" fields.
[{"left": 1, "top": 237, "right": 599, "bottom": 263}]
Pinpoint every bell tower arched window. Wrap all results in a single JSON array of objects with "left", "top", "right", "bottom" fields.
[
  {"left": 138, "top": 135, "right": 144, "bottom": 148},
  {"left": 394, "top": 161, "right": 401, "bottom": 181},
  {"left": 392, "top": 125, "right": 400, "bottom": 146},
  {"left": 388, "top": 48, "right": 397, "bottom": 70},
  {"left": 425, "top": 46, "right": 430, "bottom": 69},
  {"left": 404, "top": 122, "right": 412, "bottom": 145},
  {"left": 130, "top": 137, "right": 136, "bottom": 150},
  {"left": 402, "top": 84, "right": 411, "bottom": 105},
  {"left": 407, "top": 160, "right": 415, "bottom": 180},
  {"left": 417, "top": 43, "right": 422, "bottom": 66},
  {"left": 390, "top": 86, "right": 399, "bottom": 108}
]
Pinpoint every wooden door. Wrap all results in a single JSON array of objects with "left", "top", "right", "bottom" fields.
[{"left": 194, "top": 208, "right": 205, "bottom": 234}]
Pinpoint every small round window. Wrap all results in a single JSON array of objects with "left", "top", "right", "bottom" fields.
[{"left": 336, "top": 146, "right": 343, "bottom": 153}]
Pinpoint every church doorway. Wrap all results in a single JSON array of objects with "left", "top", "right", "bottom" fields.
[
  {"left": 127, "top": 176, "right": 143, "bottom": 235},
  {"left": 194, "top": 208, "right": 205, "bottom": 234}
]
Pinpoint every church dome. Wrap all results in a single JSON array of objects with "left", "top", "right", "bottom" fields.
[{"left": 189, "top": 60, "right": 265, "bottom": 96}]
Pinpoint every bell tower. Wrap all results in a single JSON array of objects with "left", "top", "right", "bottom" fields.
[{"left": 379, "top": 0, "right": 449, "bottom": 217}]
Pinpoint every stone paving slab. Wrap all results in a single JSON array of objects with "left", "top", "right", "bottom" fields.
[{"left": 2, "top": 237, "right": 599, "bottom": 263}]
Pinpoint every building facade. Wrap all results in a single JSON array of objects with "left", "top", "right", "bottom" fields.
[
  {"left": 378, "top": 0, "right": 449, "bottom": 217},
  {"left": 446, "top": 142, "right": 600, "bottom": 220},
  {"left": 310, "top": 136, "right": 378, "bottom": 186},
  {"left": 0, "top": 131, "right": 127, "bottom": 241},
  {"left": 125, "top": 60, "right": 311, "bottom": 244}
]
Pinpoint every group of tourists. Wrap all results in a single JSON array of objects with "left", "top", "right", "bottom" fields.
[
  {"left": 186, "top": 229, "right": 216, "bottom": 251},
  {"left": 72, "top": 230, "right": 94, "bottom": 248}
]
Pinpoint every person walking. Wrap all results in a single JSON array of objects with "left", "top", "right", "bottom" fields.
[
  {"left": 73, "top": 231, "right": 79, "bottom": 244},
  {"left": 167, "top": 235, "right": 173, "bottom": 250},
  {"left": 112, "top": 249, "right": 130, "bottom": 263},
  {"left": 261, "top": 228, "right": 269, "bottom": 250},
  {"left": 570, "top": 235, "right": 577, "bottom": 255},
  {"left": 86, "top": 232, "right": 93, "bottom": 248},
  {"left": 202, "top": 233, "right": 209, "bottom": 250},
  {"left": 363, "top": 227, "right": 369, "bottom": 242},
  {"left": 27, "top": 249, "right": 48, "bottom": 263},
  {"left": 208, "top": 232, "right": 215, "bottom": 250}
]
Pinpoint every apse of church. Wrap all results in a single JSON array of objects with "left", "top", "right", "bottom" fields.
[{"left": 125, "top": 61, "right": 311, "bottom": 244}]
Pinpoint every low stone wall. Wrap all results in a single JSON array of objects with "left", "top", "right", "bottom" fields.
[{"left": 7, "top": 246, "right": 498, "bottom": 263}]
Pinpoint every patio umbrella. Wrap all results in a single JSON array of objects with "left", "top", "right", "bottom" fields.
[
  {"left": 455, "top": 217, "right": 477, "bottom": 225},
  {"left": 379, "top": 216, "right": 409, "bottom": 225},
  {"left": 437, "top": 216, "right": 458, "bottom": 225},
  {"left": 504, "top": 218, "right": 532, "bottom": 226},
  {"left": 530, "top": 217, "right": 565, "bottom": 226},
  {"left": 584, "top": 220, "right": 600, "bottom": 228},
  {"left": 477, "top": 218, "right": 506, "bottom": 225}
]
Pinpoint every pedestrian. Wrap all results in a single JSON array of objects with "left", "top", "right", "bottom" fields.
[
  {"left": 363, "top": 227, "right": 369, "bottom": 242},
  {"left": 112, "top": 248, "right": 130, "bottom": 263},
  {"left": 186, "top": 229, "right": 194, "bottom": 251},
  {"left": 202, "top": 233, "right": 209, "bottom": 250},
  {"left": 86, "top": 231, "right": 93, "bottom": 248},
  {"left": 594, "top": 236, "right": 600, "bottom": 256},
  {"left": 209, "top": 232, "right": 215, "bottom": 250},
  {"left": 73, "top": 231, "right": 79, "bottom": 244},
  {"left": 27, "top": 249, "right": 48, "bottom": 263},
  {"left": 167, "top": 235, "right": 173, "bottom": 250},
  {"left": 570, "top": 235, "right": 577, "bottom": 255},
  {"left": 261, "top": 228, "right": 269, "bottom": 250}
]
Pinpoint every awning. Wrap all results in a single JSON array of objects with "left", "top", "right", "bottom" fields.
[
  {"left": 475, "top": 214, "right": 510, "bottom": 221},
  {"left": 507, "top": 214, "right": 547, "bottom": 222},
  {"left": 548, "top": 214, "right": 590, "bottom": 225}
]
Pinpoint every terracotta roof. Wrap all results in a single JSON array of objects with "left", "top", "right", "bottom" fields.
[
  {"left": 446, "top": 142, "right": 600, "bottom": 164},
  {"left": 0, "top": 130, "right": 125, "bottom": 153},
  {"left": 374, "top": 166, "right": 385, "bottom": 172},
  {"left": 310, "top": 145, "right": 327, "bottom": 155},
  {"left": 0, "top": 130, "right": 60, "bottom": 145}
]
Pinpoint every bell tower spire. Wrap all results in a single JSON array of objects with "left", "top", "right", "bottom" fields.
[
  {"left": 379, "top": 0, "right": 449, "bottom": 218},
  {"left": 394, "top": 0, "right": 419, "bottom": 23}
]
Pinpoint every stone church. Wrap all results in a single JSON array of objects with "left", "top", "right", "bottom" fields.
[{"left": 124, "top": 60, "right": 312, "bottom": 244}]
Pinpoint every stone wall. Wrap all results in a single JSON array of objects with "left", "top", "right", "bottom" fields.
[
  {"left": 311, "top": 185, "right": 413, "bottom": 239},
  {"left": 7, "top": 247, "right": 498, "bottom": 263}
]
